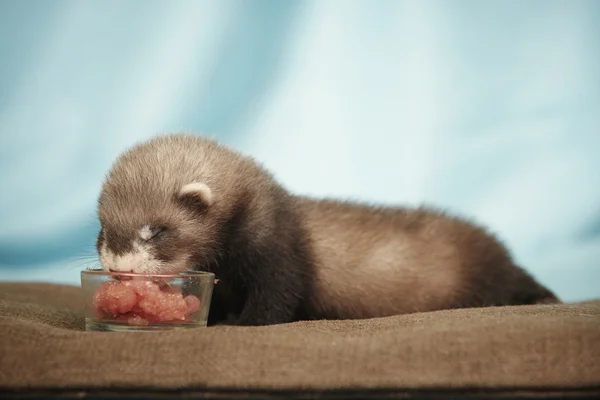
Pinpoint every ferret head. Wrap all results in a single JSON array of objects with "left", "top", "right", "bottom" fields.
[
  {"left": 95, "top": 134, "right": 240, "bottom": 275},
  {"left": 97, "top": 179, "right": 219, "bottom": 275}
]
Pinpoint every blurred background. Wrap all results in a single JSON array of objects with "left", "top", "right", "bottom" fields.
[{"left": 0, "top": 0, "right": 599, "bottom": 302}]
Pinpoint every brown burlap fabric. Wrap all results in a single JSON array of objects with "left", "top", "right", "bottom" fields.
[{"left": 0, "top": 282, "right": 599, "bottom": 398}]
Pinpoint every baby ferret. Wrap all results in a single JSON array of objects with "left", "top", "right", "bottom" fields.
[{"left": 96, "top": 133, "right": 559, "bottom": 326}]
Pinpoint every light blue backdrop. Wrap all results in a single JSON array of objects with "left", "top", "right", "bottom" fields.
[{"left": 1, "top": 0, "right": 599, "bottom": 302}]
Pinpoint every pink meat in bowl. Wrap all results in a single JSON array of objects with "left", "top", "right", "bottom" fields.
[
  {"left": 92, "top": 280, "right": 202, "bottom": 325},
  {"left": 81, "top": 269, "right": 215, "bottom": 331}
]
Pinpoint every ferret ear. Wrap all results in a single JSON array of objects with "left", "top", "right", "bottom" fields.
[{"left": 177, "top": 182, "right": 213, "bottom": 208}]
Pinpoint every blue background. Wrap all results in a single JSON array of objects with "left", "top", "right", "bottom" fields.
[{"left": 1, "top": 0, "right": 599, "bottom": 302}]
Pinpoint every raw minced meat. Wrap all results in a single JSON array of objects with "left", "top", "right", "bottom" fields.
[{"left": 92, "top": 279, "right": 201, "bottom": 325}]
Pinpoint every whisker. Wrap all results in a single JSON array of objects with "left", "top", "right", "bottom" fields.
[
  {"left": 69, "top": 256, "right": 100, "bottom": 262},
  {"left": 69, "top": 260, "right": 102, "bottom": 271}
]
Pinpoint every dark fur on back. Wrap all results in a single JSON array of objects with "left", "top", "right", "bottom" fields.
[{"left": 97, "top": 133, "right": 559, "bottom": 326}]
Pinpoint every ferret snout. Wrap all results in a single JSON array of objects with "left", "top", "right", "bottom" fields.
[{"left": 99, "top": 239, "right": 164, "bottom": 274}]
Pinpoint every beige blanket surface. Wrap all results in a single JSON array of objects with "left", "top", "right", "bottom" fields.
[{"left": 0, "top": 282, "right": 599, "bottom": 398}]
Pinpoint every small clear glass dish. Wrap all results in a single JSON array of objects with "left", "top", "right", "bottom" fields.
[{"left": 81, "top": 268, "right": 215, "bottom": 332}]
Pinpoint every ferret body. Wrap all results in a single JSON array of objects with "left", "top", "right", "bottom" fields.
[{"left": 96, "top": 133, "right": 559, "bottom": 326}]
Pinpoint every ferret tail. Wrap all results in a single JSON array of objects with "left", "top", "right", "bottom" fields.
[
  {"left": 530, "top": 285, "right": 561, "bottom": 304},
  {"left": 517, "top": 266, "right": 561, "bottom": 305}
]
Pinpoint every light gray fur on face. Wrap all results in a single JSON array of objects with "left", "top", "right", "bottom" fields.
[
  {"left": 99, "top": 220, "right": 197, "bottom": 274},
  {"left": 99, "top": 235, "right": 166, "bottom": 274}
]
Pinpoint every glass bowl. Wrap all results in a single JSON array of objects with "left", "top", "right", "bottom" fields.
[{"left": 80, "top": 268, "right": 215, "bottom": 332}]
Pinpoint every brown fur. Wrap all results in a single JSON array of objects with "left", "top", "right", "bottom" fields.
[
  {"left": 96, "top": 133, "right": 559, "bottom": 326},
  {"left": 297, "top": 198, "right": 559, "bottom": 320}
]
